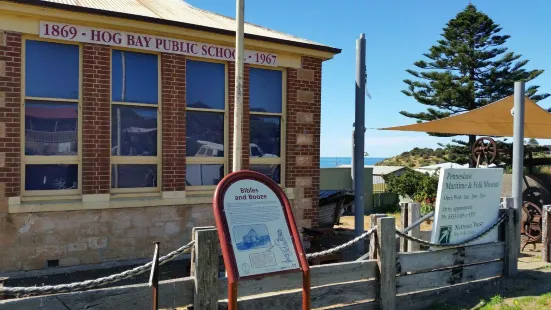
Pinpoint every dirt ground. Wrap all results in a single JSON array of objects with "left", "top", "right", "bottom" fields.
[
  {"left": 338, "top": 213, "right": 433, "bottom": 231},
  {"left": 426, "top": 245, "right": 551, "bottom": 309}
]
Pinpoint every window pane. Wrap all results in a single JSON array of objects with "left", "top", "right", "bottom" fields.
[
  {"left": 186, "top": 111, "right": 224, "bottom": 157},
  {"left": 25, "top": 40, "right": 79, "bottom": 99},
  {"left": 112, "top": 164, "right": 157, "bottom": 188},
  {"left": 250, "top": 68, "right": 282, "bottom": 113},
  {"left": 25, "top": 101, "right": 78, "bottom": 156},
  {"left": 250, "top": 165, "right": 281, "bottom": 184},
  {"left": 186, "top": 164, "right": 224, "bottom": 186},
  {"left": 25, "top": 164, "right": 78, "bottom": 191},
  {"left": 111, "top": 105, "right": 157, "bottom": 156},
  {"left": 186, "top": 60, "right": 225, "bottom": 110},
  {"left": 112, "top": 50, "right": 158, "bottom": 104},
  {"left": 250, "top": 116, "right": 280, "bottom": 157}
]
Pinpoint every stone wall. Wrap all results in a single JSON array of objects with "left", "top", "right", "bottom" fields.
[{"left": 0, "top": 205, "right": 213, "bottom": 271}]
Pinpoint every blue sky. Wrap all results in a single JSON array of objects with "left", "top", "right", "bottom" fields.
[{"left": 187, "top": 0, "right": 551, "bottom": 158}]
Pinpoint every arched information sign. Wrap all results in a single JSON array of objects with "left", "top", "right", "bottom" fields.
[{"left": 213, "top": 171, "right": 310, "bottom": 309}]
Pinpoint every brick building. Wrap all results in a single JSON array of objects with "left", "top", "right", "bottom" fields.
[{"left": 0, "top": 0, "right": 340, "bottom": 272}]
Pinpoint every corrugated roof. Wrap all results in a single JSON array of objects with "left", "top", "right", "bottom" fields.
[
  {"left": 15, "top": 0, "right": 340, "bottom": 53},
  {"left": 368, "top": 165, "right": 405, "bottom": 176},
  {"left": 373, "top": 175, "right": 385, "bottom": 184}
]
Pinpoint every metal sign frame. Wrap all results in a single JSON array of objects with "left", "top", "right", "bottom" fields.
[{"left": 213, "top": 170, "right": 310, "bottom": 309}]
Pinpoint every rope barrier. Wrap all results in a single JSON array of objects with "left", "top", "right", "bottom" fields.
[
  {"left": 0, "top": 213, "right": 508, "bottom": 296},
  {"left": 306, "top": 226, "right": 377, "bottom": 259},
  {"left": 395, "top": 213, "right": 507, "bottom": 248},
  {"left": 0, "top": 240, "right": 195, "bottom": 295}
]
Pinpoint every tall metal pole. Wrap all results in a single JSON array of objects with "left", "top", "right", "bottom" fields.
[
  {"left": 232, "top": 0, "right": 245, "bottom": 172},
  {"left": 354, "top": 34, "right": 366, "bottom": 253},
  {"left": 351, "top": 130, "right": 355, "bottom": 190},
  {"left": 512, "top": 82, "right": 525, "bottom": 256}
]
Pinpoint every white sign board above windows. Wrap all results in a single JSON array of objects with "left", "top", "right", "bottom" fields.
[
  {"left": 430, "top": 168, "right": 504, "bottom": 247},
  {"left": 39, "top": 21, "right": 278, "bottom": 66}
]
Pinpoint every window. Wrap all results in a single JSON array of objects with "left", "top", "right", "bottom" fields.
[
  {"left": 22, "top": 40, "right": 81, "bottom": 197},
  {"left": 185, "top": 60, "right": 227, "bottom": 188},
  {"left": 111, "top": 50, "right": 160, "bottom": 193},
  {"left": 249, "top": 67, "right": 285, "bottom": 184}
]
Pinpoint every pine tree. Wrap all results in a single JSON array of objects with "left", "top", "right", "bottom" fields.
[
  {"left": 401, "top": 4, "right": 549, "bottom": 167},
  {"left": 528, "top": 138, "right": 539, "bottom": 146}
]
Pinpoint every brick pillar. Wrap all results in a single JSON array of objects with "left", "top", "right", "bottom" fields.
[
  {"left": 0, "top": 31, "right": 21, "bottom": 201},
  {"left": 82, "top": 44, "right": 111, "bottom": 195},
  {"left": 161, "top": 53, "right": 186, "bottom": 191},
  {"left": 286, "top": 57, "right": 322, "bottom": 228},
  {"left": 228, "top": 62, "right": 250, "bottom": 172}
]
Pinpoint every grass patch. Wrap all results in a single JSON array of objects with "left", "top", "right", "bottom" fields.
[{"left": 475, "top": 293, "right": 551, "bottom": 310}]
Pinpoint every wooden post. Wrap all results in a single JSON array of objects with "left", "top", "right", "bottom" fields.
[
  {"left": 501, "top": 207, "right": 517, "bottom": 277},
  {"left": 407, "top": 203, "right": 421, "bottom": 252},
  {"left": 543, "top": 205, "right": 551, "bottom": 263},
  {"left": 400, "top": 202, "right": 408, "bottom": 252},
  {"left": 502, "top": 197, "right": 520, "bottom": 257},
  {"left": 377, "top": 216, "right": 396, "bottom": 310},
  {"left": 368, "top": 213, "right": 386, "bottom": 260},
  {"left": 192, "top": 227, "right": 219, "bottom": 310},
  {"left": 0, "top": 277, "right": 7, "bottom": 300}
]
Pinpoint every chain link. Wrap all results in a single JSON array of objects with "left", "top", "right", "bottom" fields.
[
  {"left": 306, "top": 226, "right": 377, "bottom": 259},
  {"left": 1, "top": 240, "right": 195, "bottom": 295},
  {"left": 395, "top": 214, "right": 507, "bottom": 248}
]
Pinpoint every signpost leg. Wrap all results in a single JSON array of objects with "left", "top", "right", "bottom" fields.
[
  {"left": 302, "top": 268, "right": 311, "bottom": 310},
  {"left": 228, "top": 281, "right": 238, "bottom": 310}
]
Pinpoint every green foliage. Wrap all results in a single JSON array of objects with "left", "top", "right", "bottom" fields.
[
  {"left": 383, "top": 169, "right": 439, "bottom": 206},
  {"left": 528, "top": 138, "right": 539, "bottom": 146},
  {"left": 401, "top": 4, "right": 549, "bottom": 151}
]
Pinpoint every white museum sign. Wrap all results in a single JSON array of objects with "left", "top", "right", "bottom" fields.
[{"left": 430, "top": 168, "right": 504, "bottom": 247}]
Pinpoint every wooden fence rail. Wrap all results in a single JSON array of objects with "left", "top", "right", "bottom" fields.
[
  {"left": 543, "top": 205, "right": 551, "bottom": 263},
  {"left": 0, "top": 202, "right": 520, "bottom": 310}
]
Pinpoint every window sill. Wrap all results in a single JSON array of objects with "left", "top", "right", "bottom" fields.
[{"left": 8, "top": 188, "right": 296, "bottom": 213}]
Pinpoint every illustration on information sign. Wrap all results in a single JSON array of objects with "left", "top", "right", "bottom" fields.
[
  {"left": 430, "top": 168, "right": 503, "bottom": 247},
  {"left": 223, "top": 179, "right": 299, "bottom": 277}
]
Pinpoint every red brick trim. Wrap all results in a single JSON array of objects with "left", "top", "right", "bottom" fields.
[
  {"left": 0, "top": 32, "right": 21, "bottom": 197},
  {"left": 161, "top": 53, "right": 186, "bottom": 191},
  {"left": 286, "top": 56, "right": 322, "bottom": 227},
  {"left": 82, "top": 44, "right": 111, "bottom": 194}
]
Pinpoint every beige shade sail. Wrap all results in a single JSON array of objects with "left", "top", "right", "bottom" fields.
[{"left": 381, "top": 96, "right": 551, "bottom": 139}]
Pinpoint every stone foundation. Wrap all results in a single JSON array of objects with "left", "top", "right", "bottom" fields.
[{"left": 0, "top": 204, "right": 214, "bottom": 272}]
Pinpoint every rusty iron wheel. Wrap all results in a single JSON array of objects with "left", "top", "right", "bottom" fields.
[
  {"left": 521, "top": 201, "right": 543, "bottom": 251},
  {"left": 471, "top": 137, "right": 497, "bottom": 165}
]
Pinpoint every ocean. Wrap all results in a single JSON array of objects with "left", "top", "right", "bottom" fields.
[{"left": 320, "top": 157, "right": 385, "bottom": 168}]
